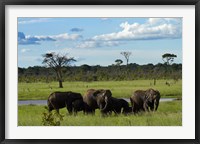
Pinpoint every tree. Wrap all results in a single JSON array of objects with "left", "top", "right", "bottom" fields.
[
  {"left": 162, "top": 53, "right": 177, "bottom": 65},
  {"left": 120, "top": 51, "right": 132, "bottom": 66},
  {"left": 42, "top": 52, "right": 76, "bottom": 88},
  {"left": 115, "top": 59, "right": 123, "bottom": 66},
  {"left": 162, "top": 53, "right": 177, "bottom": 84}
]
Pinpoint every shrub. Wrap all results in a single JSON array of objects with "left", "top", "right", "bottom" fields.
[{"left": 42, "top": 106, "right": 64, "bottom": 126}]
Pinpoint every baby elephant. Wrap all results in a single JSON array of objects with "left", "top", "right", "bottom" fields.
[
  {"left": 102, "top": 96, "right": 130, "bottom": 115},
  {"left": 72, "top": 99, "right": 93, "bottom": 115},
  {"left": 72, "top": 99, "right": 85, "bottom": 114}
]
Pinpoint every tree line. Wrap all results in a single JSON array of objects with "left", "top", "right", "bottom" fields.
[{"left": 18, "top": 63, "right": 182, "bottom": 83}]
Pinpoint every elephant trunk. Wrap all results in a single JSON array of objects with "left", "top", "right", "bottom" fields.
[{"left": 100, "top": 97, "right": 109, "bottom": 111}]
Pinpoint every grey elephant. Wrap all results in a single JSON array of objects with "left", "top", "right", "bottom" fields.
[
  {"left": 72, "top": 99, "right": 93, "bottom": 114},
  {"left": 83, "top": 89, "right": 112, "bottom": 114},
  {"left": 130, "top": 88, "right": 160, "bottom": 113},
  {"left": 47, "top": 91, "right": 83, "bottom": 115},
  {"left": 101, "top": 96, "right": 131, "bottom": 115}
]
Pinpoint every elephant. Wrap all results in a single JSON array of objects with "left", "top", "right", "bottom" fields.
[
  {"left": 130, "top": 88, "right": 161, "bottom": 113},
  {"left": 145, "top": 88, "right": 161, "bottom": 111},
  {"left": 72, "top": 99, "right": 93, "bottom": 114},
  {"left": 101, "top": 96, "right": 131, "bottom": 115},
  {"left": 83, "top": 89, "right": 112, "bottom": 114},
  {"left": 47, "top": 91, "right": 83, "bottom": 115}
]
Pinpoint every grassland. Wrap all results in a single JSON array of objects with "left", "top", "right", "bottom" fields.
[
  {"left": 18, "top": 101, "right": 182, "bottom": 126},
  {"left": 18, "top": 80, "right": 182, "bottom": 126},
  {"left": 18, "top": 79, "right": 182, "bottom": 100}
]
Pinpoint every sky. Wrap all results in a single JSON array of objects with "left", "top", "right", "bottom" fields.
[{"left": 18, "top": 17, "right": 182, "bottom": 68}]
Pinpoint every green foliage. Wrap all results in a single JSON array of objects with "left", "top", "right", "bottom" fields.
[
  {"left": 115, "top": 59, "right": 123, "bottom": 66},
  {"left": 162, "top": 53, "right": 177, "bottom": 65},
  {"left": 18, "top": 80, "right": 182, "bottom": 100},
  {"left": 42, "top": 106, "right": 64, "bottom": 126},
  {"left": 18, "top": 63, "right": 182, "bottom": 82},
  {"left": 42, "top": 52, "right": 77, "bottom": 88}
]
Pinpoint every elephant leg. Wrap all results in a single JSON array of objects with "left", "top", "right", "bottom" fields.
[
  {"left": 132, "top": 107, "right": 136, "bottom": 113},
  {"left": 91, "top": 109, "right": 95, "bottom": 115},
  {"left": 133, "top": 103, "right": 139, "bottom": 114},
  {"left": 86, "top": 109, "right": 95, "bottom": 115},
  {"left": 66, "top": 103, "right": 73, "bottom": 115},
  {"left": 73, "top": 110, "right": 78, "bottom": 116},
  {"left": 132, "top": 105, "right": 136, "bottom": 113},
  {"left": 47, "top": 102, "right": 55, "bottom": 112},
  {"left": 72, "top": 107, "right": 77, "bottom": 115},
  {"left": 150, "top": 106, "right": 154, "bottom": 111},
  {"left": 131, "top": 101, "right": 134, "bottom": 113},
  {"left": 143, "top": 103, "right": 149, "bottom": 112},
  {"left": 122, "top": 108, "right": 128, "bottom": 114},
  {"left": 83, "top": 108, "right": 86, "bottom": 114},
  {"left": 155, "top": 100, "right": 159, "bottom": 111},
  {"left": 68, "top": 108, "right": 72, "bottom": 115},
  {"left": 48, "top": 107, "right": 53, "bottom": 112},
  {"left": 108, "top": 111, "right": 112, "bottom": 115},
  {"left": 117, "top": 107, "right": 122, "bottom": 114}
]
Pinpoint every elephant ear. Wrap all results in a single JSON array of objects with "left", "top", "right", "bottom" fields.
[
  {"left": 93, "top": 90, "right": 102, "bottom": 97},
  {"left": 144, "top": 90, "right": 151, "bottom": 99},
  {"left": 155, "top": 90, "right": 161, "bottom": 99},
  {"left": 104, "top": 90, "right": 112, "bottom": 97}
]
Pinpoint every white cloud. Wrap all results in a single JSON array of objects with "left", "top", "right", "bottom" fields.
[
  {"left": 18, "top": 18, "right": 51, "bottom": 24},
  {"left": 33, "top": 33, "right": 82, "bottom": 41},
  {"left": 19, "top": 32, "right": 82, "bottom": 45},
  {"left": 21, "top": 48, "right": 30, "bottom": 53},
  {"left": 76, "top": 40, "right": 121, "bottom": 48},
  {"left": 92, "top": 18, "right": 182, "bottom": 41},
  {"left": 50, "top": 33, "right": 82, "bottom": 41},
  {"left": 148, "top": 18, "right": 181, "bottom": 25},
  {"left": 101, "top": 18, "right": 109, "bottom": 21}
]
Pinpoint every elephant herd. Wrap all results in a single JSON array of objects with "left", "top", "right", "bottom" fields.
[{"left": 47, "top": 88, "right": 161, "bottom": 116}]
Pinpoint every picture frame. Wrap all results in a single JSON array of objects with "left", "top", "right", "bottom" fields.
[{"left": 0, "top": 0, "right": 199, "bottom": 143}]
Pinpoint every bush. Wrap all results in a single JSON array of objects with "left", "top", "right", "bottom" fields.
[{"left": 42, "top": 106, "right": 64, "bottom": 126}]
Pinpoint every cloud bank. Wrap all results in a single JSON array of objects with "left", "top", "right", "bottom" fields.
[
  {"left": 92, "top": 18, "right": 182, "bottom": 41},
  {"left": 76, "top": 40, "right": 121, "bottom": 48},
  {"left": 75, "top": 18, "right": 182, "bottom": 49},
  {"left": 18, "top": 32, "right": 82, "bottom": 45},
  {"left": 18, "top": 18, "right": 182, "bottom": 47}
]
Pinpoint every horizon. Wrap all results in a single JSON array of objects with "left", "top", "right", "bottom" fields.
[
  {"left": 18, "top": 62, "right": 182, "bottom": 69},
  {"left": 18, "top": 17, "right": 182, "bottom": 68}
]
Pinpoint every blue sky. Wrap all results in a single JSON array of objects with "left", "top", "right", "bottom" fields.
[{"left": 18, "top": 18, "right": 182, "bottom": 68}]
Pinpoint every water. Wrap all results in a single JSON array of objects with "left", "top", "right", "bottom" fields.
[{"left": 18, "top": 98, "right": 178, "bottom": 105}]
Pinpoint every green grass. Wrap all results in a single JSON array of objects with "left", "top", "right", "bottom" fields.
[
  {"left": 18, "top": 79, "right": 182, "bottom": 100},
  {"left": 18, "top": 101, "right": 182, "bottom": 126}
]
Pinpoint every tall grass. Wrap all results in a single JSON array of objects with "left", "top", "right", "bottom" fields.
[
  {"left": 18, "top": 101, "right": 182, "bottom": 126},
  {"left": 18, "top": 80, "right": 182, "bottom": 100}
]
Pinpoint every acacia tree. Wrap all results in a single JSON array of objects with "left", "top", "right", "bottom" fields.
[
  {"left": 42, "top": 52, "right": 76, "bottom": 88},
  {"left": 115, "top": 59, "right": 123, "bottom": 66},
  {"left": 162, "top": 53, "right": 177, "bottom": 84},
  {"left": 162, "top": 53, "right": 177, "bottom": 65},
  {"left": 120, "top": 51, "right": 132, "bottom": 66}
]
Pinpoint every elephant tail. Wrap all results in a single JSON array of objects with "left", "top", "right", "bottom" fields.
[
  {"left": 47, "top": 93, "right": 57, "bottom": 111},
  {"left": 47, "top": 98, "right": 53, "bottom": 111}
]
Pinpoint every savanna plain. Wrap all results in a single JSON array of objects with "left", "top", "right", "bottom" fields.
[{"left": 18, "top": 79, "right": 182, "bottom": 126}]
